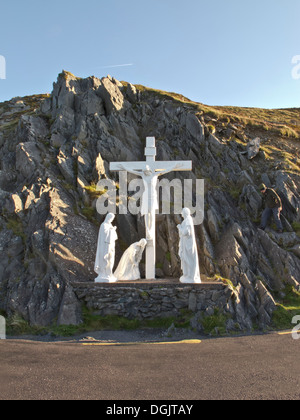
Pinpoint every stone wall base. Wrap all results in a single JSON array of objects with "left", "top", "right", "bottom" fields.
[{"left": 72, "top": 280, "right": 233, "bottom": 322}]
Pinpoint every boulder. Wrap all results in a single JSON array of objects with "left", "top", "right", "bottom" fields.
[
  {"left": 239, "top": 184, "right": 262, "bottom": 219},
  {"left": 57, "top": 284, "right": 82, "bottom": 325},
  {"left": 186, "top": 113, "right": 204, "bottom": 141},
  {"left": 16, "top": 142, "right": 42, "bottom": 179},
  {"left": 247, "top": 137, "right": 260, "bottom": 159},
  {"left": 98, "top": 76, "right": 125, "bottom": 114}
]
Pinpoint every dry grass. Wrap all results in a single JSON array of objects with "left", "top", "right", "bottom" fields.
[{"left": 132, "top": 83, "right": 300, "bottom": 139}]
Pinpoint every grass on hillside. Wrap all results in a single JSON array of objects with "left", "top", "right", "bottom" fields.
[{"left": 131, "top": 83, "right": 300, "bottom": 138}]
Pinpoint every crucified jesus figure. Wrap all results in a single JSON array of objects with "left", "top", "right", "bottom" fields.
[{"left": 118, "top": 163, "right": 182, "bottom": 240}]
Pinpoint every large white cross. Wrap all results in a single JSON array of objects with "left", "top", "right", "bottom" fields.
[{"left": 110, "top": 137, "right": 192, "bottom": 280}]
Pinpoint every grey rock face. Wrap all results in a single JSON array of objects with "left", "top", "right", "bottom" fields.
[{"left": 0, "top": 70, "right": 299, "bottom": 330}]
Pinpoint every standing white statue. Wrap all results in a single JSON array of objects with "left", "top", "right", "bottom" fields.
[
  {"left": 114, "top": 238, "right": 147, "bottom": 281},
  {"left": 94, "top": 213, "right": 118, "bottom": 283},
  {"left": 177, "top": 208, "right": 201, "bottom": 284}
]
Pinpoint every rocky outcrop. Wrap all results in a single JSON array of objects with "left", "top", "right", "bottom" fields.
[{"left": 0, "top": 71, "right": 299, "bottom": 330}]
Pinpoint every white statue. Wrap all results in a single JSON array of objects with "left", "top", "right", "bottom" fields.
[
  {"left": 110, "top": 137, "right": 192, "bottom": 279},
  {"left": 177, "top": 208, "right": 201, "bottom": 284},
  {"left": 94, "top": 213, "right": 118, "bottom": 283},
  {"left": 114, "top": 239, "right": 147, "bottom": 281},
  {"left": 117, "top": 164, "right": 178, "bottom": 241}
]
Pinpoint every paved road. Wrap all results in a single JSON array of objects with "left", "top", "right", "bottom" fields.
[{"left": 0, "top": 332, "right": 299, "bottom": 400}]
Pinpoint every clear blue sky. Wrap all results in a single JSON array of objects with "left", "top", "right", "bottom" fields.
[{"left": 0, "top": 0, "right": 300, "bottom": 108}]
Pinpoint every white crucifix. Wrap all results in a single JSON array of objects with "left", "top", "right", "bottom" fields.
[{"left": 110, "top": 137, "right": 192, "bottom": 280}]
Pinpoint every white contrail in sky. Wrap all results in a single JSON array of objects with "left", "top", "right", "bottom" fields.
[{"left": 98, "top": 63, "right": 134, "bottom": 69}]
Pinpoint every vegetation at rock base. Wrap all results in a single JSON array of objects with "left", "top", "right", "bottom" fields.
[
  {"left": 272, "top": 286, "right": 300, "bottom": 331},
  {"left": 291, "top": 222, "right": 300, "bottom": 236},
  {"left": 200, "top": 309, "right": 232, "bottom": 336},
  {"left": 4, "top": 308, "right": 194, "bottom": 338},
  {"left": 84, "top": 183, "right": 107, "bottom": 199}
]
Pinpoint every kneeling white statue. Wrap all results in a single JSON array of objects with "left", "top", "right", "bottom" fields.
[
  {"left": 94, "top": 213, "right": 118, "bottom": 283},
  {"left": 177, "top": 208, "right": 201, "bottom": 284},
  {"left": 114, "top": 239, "right": 147, "bottom": 281}
]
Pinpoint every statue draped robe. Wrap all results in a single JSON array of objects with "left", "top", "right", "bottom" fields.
[
  {"left": 178, "top": 212, "right": 201, "bottom": 284},
  {"left": 114, "top": 239, "right": 147, "bottom": 281},
  {"left": 94, "top": 214, "right": 118, "bottom": 283}
]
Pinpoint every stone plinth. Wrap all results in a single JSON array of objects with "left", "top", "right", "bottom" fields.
[{"left": 73, "top": 280, "right": 231, "bottom": 320}]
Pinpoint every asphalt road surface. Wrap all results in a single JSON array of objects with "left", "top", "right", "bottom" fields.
[{"left": 0, "top": 332, "right": 299, "bottom": 400}]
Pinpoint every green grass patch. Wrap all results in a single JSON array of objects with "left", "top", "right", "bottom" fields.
[
  {"left": 291, "top": 222, "right": 300, "bottom": 236},
  {"left": 211, "top": 274, "right": 236, "bottom": 290},
  {"left": 6, "top": 216, "right": 26, "bottom": 243},
  {"left": 201, "top": 308, "right": 231, "bottom": 336},
  {"left": 81, "top": 206, "right": 97, "bottom": 221},
  {"left": 84, "top": 183, "right": 107, "bottom": 199},
  {"left": 6, "top": 314, "right": 47, "bottom": 336},
  {"left": 272, "top": 286, "right": 300, "bottom": 330},
  {"left": 81, "top": 309, "right": 141, "bottom": 332},
  {"left": 5, "top": 308, "right": 194, "bottom": 338}
]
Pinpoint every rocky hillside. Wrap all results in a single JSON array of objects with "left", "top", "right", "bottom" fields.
[{"left": 0, "top": 70, "right": 299, "bottom": 329}]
